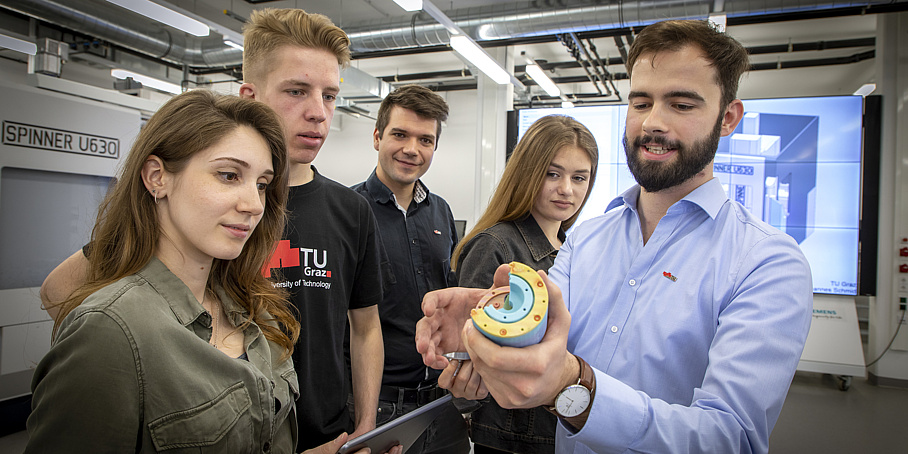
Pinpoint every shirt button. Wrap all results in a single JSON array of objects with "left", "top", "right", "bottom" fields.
[
  {"left": 628, "top": 279, "right": 636, "bottom": 286},
  {"left": 611, "top": 326, "right": 618, "bottom": 333},
  {"left": 412, "top": 239, "right": 417, "bottom": 244},
  {"left": 263, "top": 441, "right": 271, "bottom": 452},
  {"left": 417, "top": 268, "right": 423, "bottom": 274}
]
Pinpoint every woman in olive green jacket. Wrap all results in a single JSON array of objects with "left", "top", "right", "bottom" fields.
[{"left": 27, "top": 90, "right": 300, "bottom": 453}]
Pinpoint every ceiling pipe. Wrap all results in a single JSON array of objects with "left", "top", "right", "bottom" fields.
[
  {"left": 344, "top": 0, "right": 906, "bottom": 53},
  {"left": 347, "top": 0, "right": 710, "bottom": 53},
  {"left": 370, "top": 36, "right": 874, "bottom": 88},
  {"left": 0, "top": 0, "right": 240, "bottom": 67},
  {"left": 0, "top": 0, "right": 902, "bottom": 70},
  {"left": 587, "top": 38, "right": 621, "bottom": 101},
  {"left": 558, "top": 33, "right": 603, "bottom": 95}
]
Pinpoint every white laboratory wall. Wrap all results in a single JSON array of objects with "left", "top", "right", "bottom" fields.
[{"left": 867, "top": 11, "right": 908, "bottom": 385}]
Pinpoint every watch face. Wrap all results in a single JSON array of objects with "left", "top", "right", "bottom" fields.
[{"left": 555, "top": 384, "right": 590, "bottom": 417}]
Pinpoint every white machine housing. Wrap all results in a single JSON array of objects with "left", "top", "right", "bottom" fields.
[{"left": 0, "top": 77, "right": 148, "bottom": 402}]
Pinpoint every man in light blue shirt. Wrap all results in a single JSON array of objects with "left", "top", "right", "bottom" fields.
[{"left": 416, "top": 19, "right": 812, "bottom": 454}]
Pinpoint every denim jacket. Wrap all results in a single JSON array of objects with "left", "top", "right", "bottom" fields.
[
  {"left": 455, "top": 214, "right": 561, "bottom": 454},
  {"left": 27, "top": 257, "right": 298, "bottom": 453}
]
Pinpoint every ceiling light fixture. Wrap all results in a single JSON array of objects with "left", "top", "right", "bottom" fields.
[
  {"left": 853, "top": 83, "right": 876, "bottom": 97},
  {"left": 450, "top": 35, "right": 510, "bottom": 85},
  {"left": 401, "top": 0, "right": 521, "bottom": 88},
  {"left": 223, "top": 38, "right": 243, "bottom": 50},
  {"left": 561, "top": 101, "right": 575, "bottom": 108},
  {"left": 392, "top": 0, "right": 424, "bottom": 12},
  {"left": 0, "top": 33, "right": 36, "bottom": 55},
  {"left": 106, "top": 0, "right": 209, "bottom": 37},
  {"left": 708, "top": 13, "right": 727, "bottom": 33},
  {"left": 524, "top": 61, "right": 560, "bottom": 97},
  {"left": 111, "top": 69, "right": 182, "bottom": 94}
]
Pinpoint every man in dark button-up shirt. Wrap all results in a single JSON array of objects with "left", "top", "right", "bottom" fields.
[{"left": 351, "top": 85, "right": 469, "bottom": 453}]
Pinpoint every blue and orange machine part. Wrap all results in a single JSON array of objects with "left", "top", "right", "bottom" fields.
[{"left": 470, "top": 262, "right": 548, "bottom": 347}]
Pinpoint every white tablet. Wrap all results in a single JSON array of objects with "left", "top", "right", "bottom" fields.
[{"left": 337, "top": 394, "right": 454, "bottom": 454}]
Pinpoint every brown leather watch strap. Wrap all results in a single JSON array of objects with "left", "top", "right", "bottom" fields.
[{"left": 562, "top": 354, "right": 596, "bottom": 431}]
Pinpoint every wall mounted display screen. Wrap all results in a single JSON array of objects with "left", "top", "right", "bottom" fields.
[{"left": 517, "top": 96, "right": 866, "bottom": 296}]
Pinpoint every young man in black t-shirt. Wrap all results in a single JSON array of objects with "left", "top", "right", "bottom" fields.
[{"left": 239, "top": 9, "right": 385, "bottom": 452}]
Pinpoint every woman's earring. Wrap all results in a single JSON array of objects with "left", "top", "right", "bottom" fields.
[{"left": 152, "top": 189, "right": 158, "bottom": 204}]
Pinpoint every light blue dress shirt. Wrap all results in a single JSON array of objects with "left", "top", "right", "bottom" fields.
[{"left": 548, "top": 178, "right": 812, "bottom": 454}]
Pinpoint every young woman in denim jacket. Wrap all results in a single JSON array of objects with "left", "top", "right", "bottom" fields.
[
  {"left": 450, "top": 115, "right": 598, "bottom": 454},
  {"left": 26, "top": 90, "right": 305, "bottom": 453}
]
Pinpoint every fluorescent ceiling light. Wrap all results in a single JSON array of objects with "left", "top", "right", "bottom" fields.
[
  {"left": 708, "top": 14, "right": 727, "bottom": 33},
  {"left": 525, "top": 63, "right": 560, "bottom": 97},
  {"left": 111, "top": 69, "right": 181, "bottom": 94},
  {"left": 853, "top": 83, "right": 876, "bottom": 97},
  {"left": 561, "top": 101, "right": 575, "bottom": 108},
  {"left": 393, "top": 0, "right": 424, "bottom": 11},
  {"left": 0, "top": 33, "right": 36, "bottom": 55},
  {"left": 106, "top": 0, "right": 209, "bottom": 36},
  {"left": 450, "top": 35, "right": 510, "bottom": 85},
  {"left": 223, "top": 38, "right": 243, "bottom": 50}
]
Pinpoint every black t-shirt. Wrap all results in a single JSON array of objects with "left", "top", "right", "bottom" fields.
[{"left": 266, "top": 168, "right": 384, "bottom": 449}]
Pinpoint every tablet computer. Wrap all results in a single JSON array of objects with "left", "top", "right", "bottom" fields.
[{"left": 337, "top": 394, "right": 454, "bottom": 454}]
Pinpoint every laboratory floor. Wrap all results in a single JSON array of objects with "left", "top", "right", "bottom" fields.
[
  {"left": 2, "top": 371, "right": 908, "bottom": 453},
  {"left": 769, "top": 371, "right": 908, "bottom": 453}
]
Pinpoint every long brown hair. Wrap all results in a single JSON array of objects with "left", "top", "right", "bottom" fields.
[
  {"left": 452, "top": 115, "right": 598, "bottom": 270},
  {"left": 53, "top": 90, "right": 298, "bottom": 358}
]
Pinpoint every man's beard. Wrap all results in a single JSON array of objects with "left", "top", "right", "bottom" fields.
[{"left": 624, "top": 114, "right": 724, "bottom": 192}]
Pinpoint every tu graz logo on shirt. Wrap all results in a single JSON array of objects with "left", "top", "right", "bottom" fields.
[{"left": 262, "top": 240, "right": 333, "bottom": 290}]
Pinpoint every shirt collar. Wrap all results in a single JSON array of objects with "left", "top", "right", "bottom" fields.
[
  {"left": 413, "top": 180, "right": 428, "bottom": 204},
  {"left": 607, "top": 178, "right": 728, "bottom": 219},
  {"left": 364, "top": 168, "right": 431, "bottom": 207},
  {"left": 136, "top": 256, "right": 246, "bottom": 327},
  {"left": 514, "top": 214, "right": 563, "bottom": 261},
  {"left": 683, "top": 178, "right": 729, "bottom": 219}
]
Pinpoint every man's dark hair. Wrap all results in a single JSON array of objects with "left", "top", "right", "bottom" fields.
[
  {"left": 627, "top": 20, "right": 750, "bottom": 108},
  {"left": 375, "top": 84, "right": 449, "bottom": 142}
]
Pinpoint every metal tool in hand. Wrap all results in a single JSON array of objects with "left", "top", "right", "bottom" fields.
[{"left": 443, "top": 351, "right": 470, "bottom": 377}]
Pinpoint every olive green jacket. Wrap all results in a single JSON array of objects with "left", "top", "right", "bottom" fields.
[{"left": 27, "top": 257, "right": 298, "bottom": 453}]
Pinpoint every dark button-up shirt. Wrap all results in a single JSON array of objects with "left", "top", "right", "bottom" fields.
[{"left": 352, "top": 170, "right": 457, "bottom": 387}]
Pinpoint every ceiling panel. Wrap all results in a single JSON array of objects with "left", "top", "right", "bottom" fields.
[{"left": 0, "top": 0, "right": 882, "bottom": 107}]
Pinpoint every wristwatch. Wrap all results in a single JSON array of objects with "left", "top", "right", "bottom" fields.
[{"left": 548, "top": 354, "right": 596, "bottom": 431}]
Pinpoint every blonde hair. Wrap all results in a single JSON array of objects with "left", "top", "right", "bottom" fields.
[
  {"left": 452, "top": 115, "right": 598, "bottom": 270},
  {"left": 53, "top": 90, "right": 298, "bottom": 358},
  {"left": 242, "top": 8, "right": 351, "bottom": 85}
]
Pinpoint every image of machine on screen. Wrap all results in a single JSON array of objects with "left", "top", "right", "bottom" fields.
[{"left": 720, "top": 111, "right": 819, "bottom": 244}]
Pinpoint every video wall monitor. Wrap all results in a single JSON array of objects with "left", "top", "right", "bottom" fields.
[{"left": 517, "top": 95, "right": 868, "bottom": 296}]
